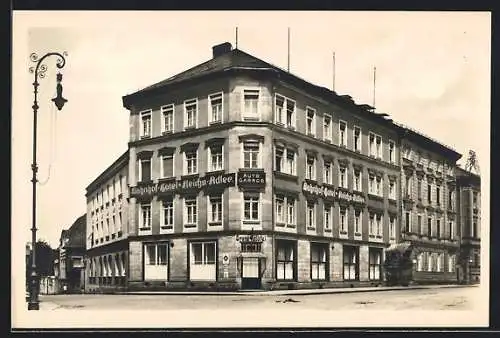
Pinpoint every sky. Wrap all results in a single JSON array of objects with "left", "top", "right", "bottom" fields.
[{"left": 12, "top": 11, "right": 490, "bottom": 251}]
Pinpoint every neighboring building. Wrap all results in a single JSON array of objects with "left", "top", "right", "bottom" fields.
[
  {"left": 456, "top": 166, "right": 481, "bottom": 284},
  {"left": 56, "top": 214, "right": 86, "bottom": 293},
  {"left": 85, "top": 150, "right": 129, "bottom": 293}
]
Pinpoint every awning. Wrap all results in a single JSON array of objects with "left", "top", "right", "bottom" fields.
[{"left": 386, "top": 242, "right": 413, "bottom": 254}]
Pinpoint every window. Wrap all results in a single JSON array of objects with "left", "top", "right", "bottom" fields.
[
  {"left": 427, "top": 253, "right": 433, "bottom": 272},
  {"left": 369, "top": 133, "right": 376, "bottom": 157},
  {"left": 284, "top": 148, "right": 297, "bottom": 175},
  {"left": 427, "top": 184, "right": 432, "bottom": 203},
  {"left": 436, "top": 186, "right": 441, "bottom": 205},
  {"left": 139, "top": 204, "right": 151, "bottom": 230},
  {"left": 436, "top": 218, "right": 441, "bottom": 238},
  {"left": 208, "top": 92, "right": 223, "bottom": 123},
  {"left": 324, "top": 205, "right": 332, "bottom": 231},
  {"left": 449, "top": 220, "right": 454, "bottom": 240},
  {"left": 323, "top": 115, "right": 332, "bottom": 141},
  {"left": 144, "top": 243, "right": 168, "bottom": 280},
  {"left": 354, "top": 170, "right": 362, "bottom": 192},
  {"left": 306, "top": 201, "right": 316, "bottom": 230},
  {"left": 243, "top": 89, "right": 260, "bottom": 120},
  {"left": 473, "top": 220, "right": 478, "bottom": 238},
  {"left": 184, "top": 150, "right": 198, "bottom": 175},
  {"left": 405, "top": 211, "right": 411, "bottom": 233},
  {"left": 161, "top": 104, "right": 174, "bottom": 133},
  {"left": 243, "top": 141, "right": 260, "bottom": 169},
  {"left": 184, "top": 198, "right": 197, "bottom": 228},
  {"left": 389, "top": 140, "right": 395, "bottom": 163},
  {"left": 448, "top": 190, "right": 454, "bottom": 209},
  {"left": 375, "top": 214, "right": 382, "bottom": 236},
  {"left": 417, "top": 179, "right": 422, "bottom": 200},
  {"left": 339, "top": 167, "right": 347, "bottom": 189},
  {"left": 306, "top": 107, "right": 316, "bottom": 135},
  {"left": 275, "top": 94, "right": 285, "bottom": 124},
  {"left": 343, "top": 246, "right": 358, "bottom": 281},
  {"left": 286, "top": 197, "right": 296, "bottom": 226},
  {"left": 369, "top": 249, "right": 382, "bottom": 280},
  {"left": 324, "top": 161, "right": 332, "bottom": 184},
  {"left": 389, "top": 180, "right": 396, "bottom": 200},
  {"left": 448, "top": 254, "right": 456, "bottom": 273},
  {"left": 311, "top": 244, "right": 327, "bottom": 280},
  {"left": 208, "top": 144, "right": 224, "bottom": 172},
  {"left": 161, "top": 153, "right": 174, "bottom": 178},
  {"left": 389, "top": 215, "right": 396, "bottom": 239},
  {"left": 160, "top": 198, "right": 174, "bottom": 229},
  {"left": 339, "top": 207, "right": 347, "bottom": 233},
  {"left": 190, "top": 242, "right": 216, "bottom": 281},
  {"left": 275, "top": 195, "right": 285, "bottom": 225},
  {"left": 139, "top": 158, "right": 151, "bottom": 182},
  {"left": 275, "top": 195, "right": 296, "bottom": 228},
  {"left": 243, "top": 194, "right": 259, "bottom": 222},
  {"left": 140, "top": 110, "right": 152, "bottom": 138},
  {"left": 354, "top": 209, "right": 362, "bottom": 234},
  {"left": 306, "top": 155, "right": 316, "bottom": 180},
  {"left": 184, "top": 98, "right": 198, "bottom": 129},
  {"left": 276, "top": 241, "right": 295, "bottom": 280},
  {"left": 417, "top": 215, "right": 422, "bottom": 234},
  {"left": 417, "top": 253, "right": 424, "bottom": 271},
  {"left": 286, "top": 99, "right": 296, "bottom": 129},
  {"left": 339, "top": 120, "right": 347, "bottom": 147},
  {"left": 437, "top": 253, "right": 444, "bottom": 272},
  {"left": 405, "top": 175, "right": 412, "bottom": 197},
  {"left": 241, "top": 242, "right": 262, "bottom": 253},
  {"left": 427, "top": 217, "right": 432, "bottom": 237},
  {"left": 208, "top": 194, "right": 223, "bottom": 225},
  {"left": 354, "top": 126, "right": 361, "bottom": 152},
  {"left": 375, "top": 176, "right": 382, "bottom": 196}
]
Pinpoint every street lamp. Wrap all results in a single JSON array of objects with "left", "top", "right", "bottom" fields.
[{"left": 27, "top": 52, "right": 68, "bottom": 310}]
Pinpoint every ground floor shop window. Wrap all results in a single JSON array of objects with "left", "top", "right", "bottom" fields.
[
  {"left": 343, "top": 245, "right": 359, "bottom": 281},
  {"left": 144, "top": 242, "right": 168, "bottom": 280},
  {"left": 276, "top": 240, "right": 296, "bottom": 280},
  {"left": 369, "top": 248, "right": 382, "bottom": 280},
  {"left": 311, "top": 243, "right": 328, "bottom": 280},
  {"left": 190, "top": 241, "right": 216, "bottom": 281},
  {"left": 448, "top": 254, "right": 456, "bottom": 273}
]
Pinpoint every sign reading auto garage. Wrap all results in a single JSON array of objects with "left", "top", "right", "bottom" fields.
[
  {"left": 237, "top": 171, "right": 266, "bottom": 189},
  {"left": 302, "top": 181, "right": 365, "bottom": 204},
  {"left": 130, "top": 173, "right": 235, "bottom": 198}
]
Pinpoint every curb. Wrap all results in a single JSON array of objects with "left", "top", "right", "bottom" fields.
[{"left": 110, "top": 284, "right": 475, "bottom": 297}]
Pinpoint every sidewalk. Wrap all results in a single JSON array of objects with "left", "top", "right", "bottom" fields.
[{"left": 114, "top": 284, "right": 476, "bottom": 297}]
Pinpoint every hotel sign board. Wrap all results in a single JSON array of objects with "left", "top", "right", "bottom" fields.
[
  {"left": 302, "top": 181, "right": 366, "bottom": 204},
  {"left": 130, "top": 173, "right": 235, "bottom": 198},
  {"left": 236, "top": 234, "right": 267, "bottom": 243},
  {"left": 237, "top": 171, "right": 266, "bottom": 189}
]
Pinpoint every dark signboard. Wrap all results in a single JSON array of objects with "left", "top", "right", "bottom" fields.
[
  {"left": 236, "top": 234, "right": 267, "bottom": 243},
  {"left": 237, "top": 171, "right": 266, "bottom": 188},
  {"left": 302, "top": 181, "right": 366, "bottom": 204},
  {"left": 130, "top": 173, "right": 235, "bottom": 198}
]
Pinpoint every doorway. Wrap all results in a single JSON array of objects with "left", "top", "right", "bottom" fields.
[{"left": 241, "top": 257, "right": 261, "bottom": 289}]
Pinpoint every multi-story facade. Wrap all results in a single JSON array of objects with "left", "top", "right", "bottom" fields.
[
  {"left": 118, "top": 42, "right": 402, "bottom": 291},
  {"left": 85, "top": 151, "right": 129, "bottom": 292},
  {"left": 395, "top": 127, "right": 462, "bottom": 284},
  {"left": 456, "top": 166, "right": 481, "bottom": 284}
]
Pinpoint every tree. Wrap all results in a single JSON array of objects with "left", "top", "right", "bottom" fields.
[
  {"left": 26, "top": 240, "right": 56, "bottom": 277},
  {"left": 465, "top": 150, "right": 480, "bottom": 175}
]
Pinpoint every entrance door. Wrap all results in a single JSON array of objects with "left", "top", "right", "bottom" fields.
[{"left": 241, "top": 257, "right": 261, "bottom": 289}]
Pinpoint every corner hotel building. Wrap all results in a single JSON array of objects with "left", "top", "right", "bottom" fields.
[{"left": 84, "top": 42, "right": 460, "bottom": 291}]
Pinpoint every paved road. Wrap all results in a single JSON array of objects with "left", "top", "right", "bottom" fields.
[{"left": 39, "top": 286, "right": 477, "bottom": 311}]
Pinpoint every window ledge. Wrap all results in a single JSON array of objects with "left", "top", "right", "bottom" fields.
[
  {"left": 243, "top": 220, "right": 261, "bottom": 225},
  {"left": 184, "top": 126, "right": 197, "bottom": 131},
  {"left": 139, "top": 227, "right": 151, "bottom": 231},
  {"left": 160, "top": 225, "right": 173, "bottom": 230},
  {"left": 307, "top": 227, "right": 316, "bottom": 231},
  {"left": 209, "top": 120, "right": 222, "bottom": 125},
  {"left": 162, "top": 130, "right": 173, "bottom": 135},
  {"left": 184, "top": 224, "right": 197, "bottom": 228},
  {"left": 275, "top": 222, "right": 286, "bottom": 227},
  {"left": 239, "top": 167, "right": 264, "bottom": 173},
  {"left": 181, "top": 174, "right": 200, "bottom": 180},
  {"left": 340, "top": 230, "right": 348, "bottom": 235},
  {"left": 286, "top": 224, "right": 296, "bottom": 229},
  {"left": 208, "top": 222, "right": 222, "bottom": 227},
  {"left": 140, "top": 135, "right": 151, "bottom": 140},
  {"left": 354, "top": 232, "right": 362, "bottom": 237},
  {"left": 307, "top": 132, "right": 316, "bottom": 138}
]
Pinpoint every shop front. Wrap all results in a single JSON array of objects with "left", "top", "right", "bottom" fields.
[{"left": 236, "top": 234, "right": 267, "bottom": 289}]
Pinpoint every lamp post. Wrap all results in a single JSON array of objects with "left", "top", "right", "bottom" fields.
[{"left": 27, "top": 52, "right": 68, "bottom": 310}]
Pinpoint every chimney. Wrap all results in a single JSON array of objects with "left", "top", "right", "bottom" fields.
[{"left": 212, "top": 42, "right": 232, "bottom": 58}]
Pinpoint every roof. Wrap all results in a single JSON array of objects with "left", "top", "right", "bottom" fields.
[
  {"left": 63, "top": 214, "right": 86, "bottom": 249},
  {"left": 456, "top": 165, "right": 481, "bottom": 188},
  {"left": 86, "top": 150, "right": 129, "bottom": 195}
]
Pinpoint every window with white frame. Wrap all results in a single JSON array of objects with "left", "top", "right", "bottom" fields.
[
  {"left": 427, "top": 253, "right": 433, "bottom": 272},
  {"left": 243, "top": 141, "right": 260, "bottom": 169},
  {"left": 161, "top": 198, "right": 174, "bottom": 229},
  {"left": 306, "top": 155, "right": 316, "bottom": 180},
  {"left": 208, "top": 144, "right": 224, "bottom": 172},
  {"left": 375, "top": 214, "right": 382, "bottom": 236},
  {"left": 161, "top": 153, "right": 174, "bottom": 178},
  {"left": 275, "top": 94, "right": 285, "bottom": 124},
  {"left": 389, "top": 140, "right": 395, "bottom": 163},
  {"left": 354, "top": 169, "right": 362, "bottom": 192},
  {"left": 418, "top": 214, "right": 423, "bottom": 234},
  {"left": 140, "top": 110, "right": 152, "bottom": 138},
  {"left": 371, "top": 213, "right": 378, "bottom": 236},
  {"left": 436, "top": 186, "right": 441, "bottom": 205},
  {"left": 369, "top": 133, "right": 376, "bottom": 157},
  {"left": 389, "top": 179, "right": 396, "bottom": 199},
  {"left": 144, "top": 243, "right": 168, "bottom": 280},
  {"left": 184, "top": 150, "right": 198, "bottom": 175},
  {"left": 339, "top": 207, "right": 347, "bottom": 233},
  {"left": 275, "top": 146, "right": 296, "bottom": 175},
  {"left": 369, "top": 248, "right": 382, "bottom": 280},
  {"left": 389, "top": 215, "right": 396, "bottom": 239},
  {"left": 437, "top": 253, "right": 444, "bottom": 272},
  {"left": 323, "top": 161, "right": 332, "bottom": 185},
  {"left": 427, "top": 183, "right": 432, "bottom": 203},
  {"left": 243, "top": 89, "right": 260, "bottom": 120},
  {"left": 324, "top": 205, "right": 332, "bottom": 231},
  {"left": 323, "top": 115, "right": 332, "bottom": 141},
  {"left": 139, "top": 204, "right": 152, "bottom": 230},
  {"left": 405, "top": 211, "right": 411, "bottom": 233},
  {"left": 190, "top": 241, "right": 216, "bottom": 281},
  {"left": 208, "top": 92, "right": 223, "bottom": 123},
  {"left": 448, "top": 254, "right": 456, "bottom": 273},
  {"left": 376, "top": 135, "right": 382, "bottom": 158},
  {"left": 339, "top": 166, "right": 348, "bottom": 189},
  {"left": 417, "top": 253, "right": 424, "bottom": 271},
  {"left": 376, "top": 176, "right": 382, "bottom": 196},
  {"left": 449, "top": 220, "right": 454, "bottom": 240},
  {"left": 276, "top": 240, "right": 295, "bottom": 280},
  {"left": 354, "top": 209, "right": 362, "bottom": 234},
  {"left": 243, "top": 194, "right": 260, "bottom": 223},
  {"left": 311, "top": 243, "right": 327, "bottom": 280},
  {"left": 286, "top": 197, "right": 296, "bottom": 226},
  {"left": 339, "top": 120, "right": 347, "bottom": 147},
  {"left": 306, "top": 201, "right": 316, "bottom": 229},
  {"left": 436, "top": 218, "right": 441, "bottom": 238},
  {"left": 343, "top": 246, "right": 358, "bottom": 281},
  {"left": 369, "top": 175, "right": 375, "bottom": 195},
  {"left": 275, "top": 195, "right": 285, "bottom": 225},
  {"left": 285, "top": 98, "right": 296, "bottom": 129},
  {"left": 427, "top": 216, "right": 432, "bottom": 237},
  {"left": 184, "top": 197, "right": 197, "bottom": 228},
  {"left": 161, "top": 104, "right": 174, "bottom": 133},
  {"left": 184, "top": 99, "right": 198, "bottom": 129},
  {"left": 208, "top": 194, "right": 223, "bottom": 225},
  {"left": 306, "top": 107, "right": 316, "bottom": 135},
  {"left": 354, "top": 126, "right": 361, "bottom": 152},
  {"left": 139, "top": 157, "right": 152, "bottom": 182}
]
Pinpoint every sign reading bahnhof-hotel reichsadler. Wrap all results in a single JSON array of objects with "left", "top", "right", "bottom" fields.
[
  {"left": 302, "top": 181, "right": 366, "bottom": 204},
  {"left": 130, "top": 173, "right": 236, "bottom": 197}
]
